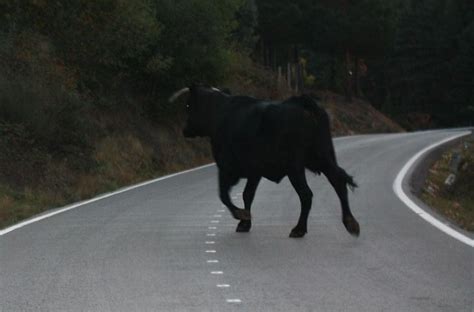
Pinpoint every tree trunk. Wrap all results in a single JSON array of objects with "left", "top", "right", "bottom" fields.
[
  {"left": 354, "top": 56, "right": 360, "bottom": 97},
  {"left": 345, "top": 51, "right": 353, "bottom": 102},
  {"left": 330, "top": 56, "right": 336, "bottom": 90},
  {"left": 265, "top": 45, "right": 271, "bottom": 68},
  {"left": 258, "top": 39, "right": 266, "bottom": 66},
  {"left": 293, "top": 44, "right": 299, "bottom": 63},
  {"left": 294, "top": 64, "right": 299, "bottom": 93},
  {"left": 277, "top": 66, "right": 282, "bottom": 86},
  {"left": 287, "top": 63, "right": 291, "bottom": 90},
  {"left": 272, "top": 48, "right": 277, "bottom": 71}
]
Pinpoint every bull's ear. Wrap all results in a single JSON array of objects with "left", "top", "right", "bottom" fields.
[{"left": 221, "top": 88, "right": 231, "bottom": 95}]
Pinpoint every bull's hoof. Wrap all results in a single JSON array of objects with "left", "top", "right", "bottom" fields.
[
  {"left": 289, "top": 227, "right": 307, "bottom": 238},
  {"left": 343, "top": 216, "right": 360, "bottom": 237},
  {"left": 232, "top": 208, "right": 251, "bottom": 221},
  {"left": 236, "top": 220, "right": 251, "bottom": 233}
]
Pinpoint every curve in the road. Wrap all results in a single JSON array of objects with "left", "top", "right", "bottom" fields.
[{"left": 393, "top": 131, "right": 474, "bottom": 247}]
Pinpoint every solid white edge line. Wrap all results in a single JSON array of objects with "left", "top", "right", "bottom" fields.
[
  {"left": 0, "top": 163, "right": 215, "bottom": 236},
  {"left": 0, "top": 133, "right": 396, "bottom": 237},
  {"left": 393, "top": 131, "right": 474, "bottom": 247}
]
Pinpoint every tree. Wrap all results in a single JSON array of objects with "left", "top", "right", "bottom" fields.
[
  {"left": 233, "top": 0, "right": 259, "bottom": 53},
  {"left": 388, "top": 0, "right": 474, "bottom": 126},
  {"left": 152, "top": 0, "right": 242, "bottom": 90}
]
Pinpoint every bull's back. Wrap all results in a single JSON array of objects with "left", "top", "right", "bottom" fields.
[{"left": 215, "top": 99, "right": 323, "bottom": 182}]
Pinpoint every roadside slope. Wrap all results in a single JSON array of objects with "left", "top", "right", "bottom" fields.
[{"left": 410, "top": 132, "right": 474, "bottom": 232}]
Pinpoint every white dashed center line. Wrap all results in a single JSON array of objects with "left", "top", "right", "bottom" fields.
[
  {"left": 226, "top": 299, "right": 242, "bottom": 303},
  {"left": 204, "top": 205, "right": 243, "bottom": 306},
  {"left": 207, "top": 260, "right": 219, "bottom": 263}
]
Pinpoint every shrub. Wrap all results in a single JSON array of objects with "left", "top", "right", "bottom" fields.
[{"left": 0, "top": 31, "right": 90, "bottom": 154}]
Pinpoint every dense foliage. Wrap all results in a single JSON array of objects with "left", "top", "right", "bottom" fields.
[
  {"left": 387, "top": 0, "right": 474, "bottom": 127},
  {"left": 0, "top": 0, "right": 472, "bottom": 131},
  {"left": 255, "top": 0, "right": 473, "bottom": 128}
]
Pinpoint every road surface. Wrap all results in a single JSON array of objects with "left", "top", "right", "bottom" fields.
[{"left": 1, "top": 130, "right": 473, "bottom": 311}]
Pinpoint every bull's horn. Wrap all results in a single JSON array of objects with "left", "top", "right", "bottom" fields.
[
  {"left": 169, "top": 87, "right": 190, "bottom": 103},
  {"left": 211, "top": 87, "right": 221, "bottom": 92}
]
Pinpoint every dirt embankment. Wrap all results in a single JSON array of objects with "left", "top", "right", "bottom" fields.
[
  {"left": 411, "top": 133, "right": 474, "bottom": 232},
  {"left": 317, "top": 91, "right": 404, "bottom": 135}
]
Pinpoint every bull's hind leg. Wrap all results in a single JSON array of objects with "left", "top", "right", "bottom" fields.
[
  {"left": 218, "top": 170, "right": 251, "bottom": 221},
  {"left": 236, "top": 176, "right": 261, "bottom": 232},
  {"left": 288, "top": 171, "right": 313, "bottom": 238},
  {"left": 322, "top": 163, "right": 360, "bottom": 236}
]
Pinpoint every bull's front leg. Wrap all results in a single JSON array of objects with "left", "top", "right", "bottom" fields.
[
  {"left": 236, "top": 176, "right": 261, "bottom": 232},
  {"left": 218, "top": 170, "right": 251, "bottom": 221}
]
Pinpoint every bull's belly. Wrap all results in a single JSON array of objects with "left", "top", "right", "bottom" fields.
[
  {"left": 222, "top": 144, "right": 316, "bottom": 183},
  {"left": 233, "top": 159, "right": 288, "bottom": 183},
  {"left": 239, "top": 170, "right": 287, "bottom": 183},
  {"left": 262, "top": 172, "right": 287, "bottom": 183}
]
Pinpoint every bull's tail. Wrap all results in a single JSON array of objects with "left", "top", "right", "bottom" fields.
[
  {"left": 302, "top": 95, "right": 337, "bottom": 163},
  {"left": 302, "top": 95, "right": 358, "bottom": 192}
]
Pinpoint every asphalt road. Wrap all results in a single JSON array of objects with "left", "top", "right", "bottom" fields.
[{"left": 1, "top": 130, "right": 473, "bottom": 312}]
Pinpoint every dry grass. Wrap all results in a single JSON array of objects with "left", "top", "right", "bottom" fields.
[
  {"left": 0, "top": 186, "right": 53, "bottom": 228},
  {"left": 95, "top": 134, "right": 155, "bottom": 185}
]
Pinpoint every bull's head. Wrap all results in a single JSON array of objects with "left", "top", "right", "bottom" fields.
[{"left": 169, "top": 85, "right": 229, "bottom": 138}]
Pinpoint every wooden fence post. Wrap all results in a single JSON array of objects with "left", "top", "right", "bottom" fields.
[
  {"left": 277, "top": 66, "right": 282, "bottom": 87},
  {"left": 287, "top": 63, "right": 291, "bottom": 90}
]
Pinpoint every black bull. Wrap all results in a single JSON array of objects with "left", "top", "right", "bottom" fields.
[{"left": 170, "top": 85, "right": 360, "bottom": 238}]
